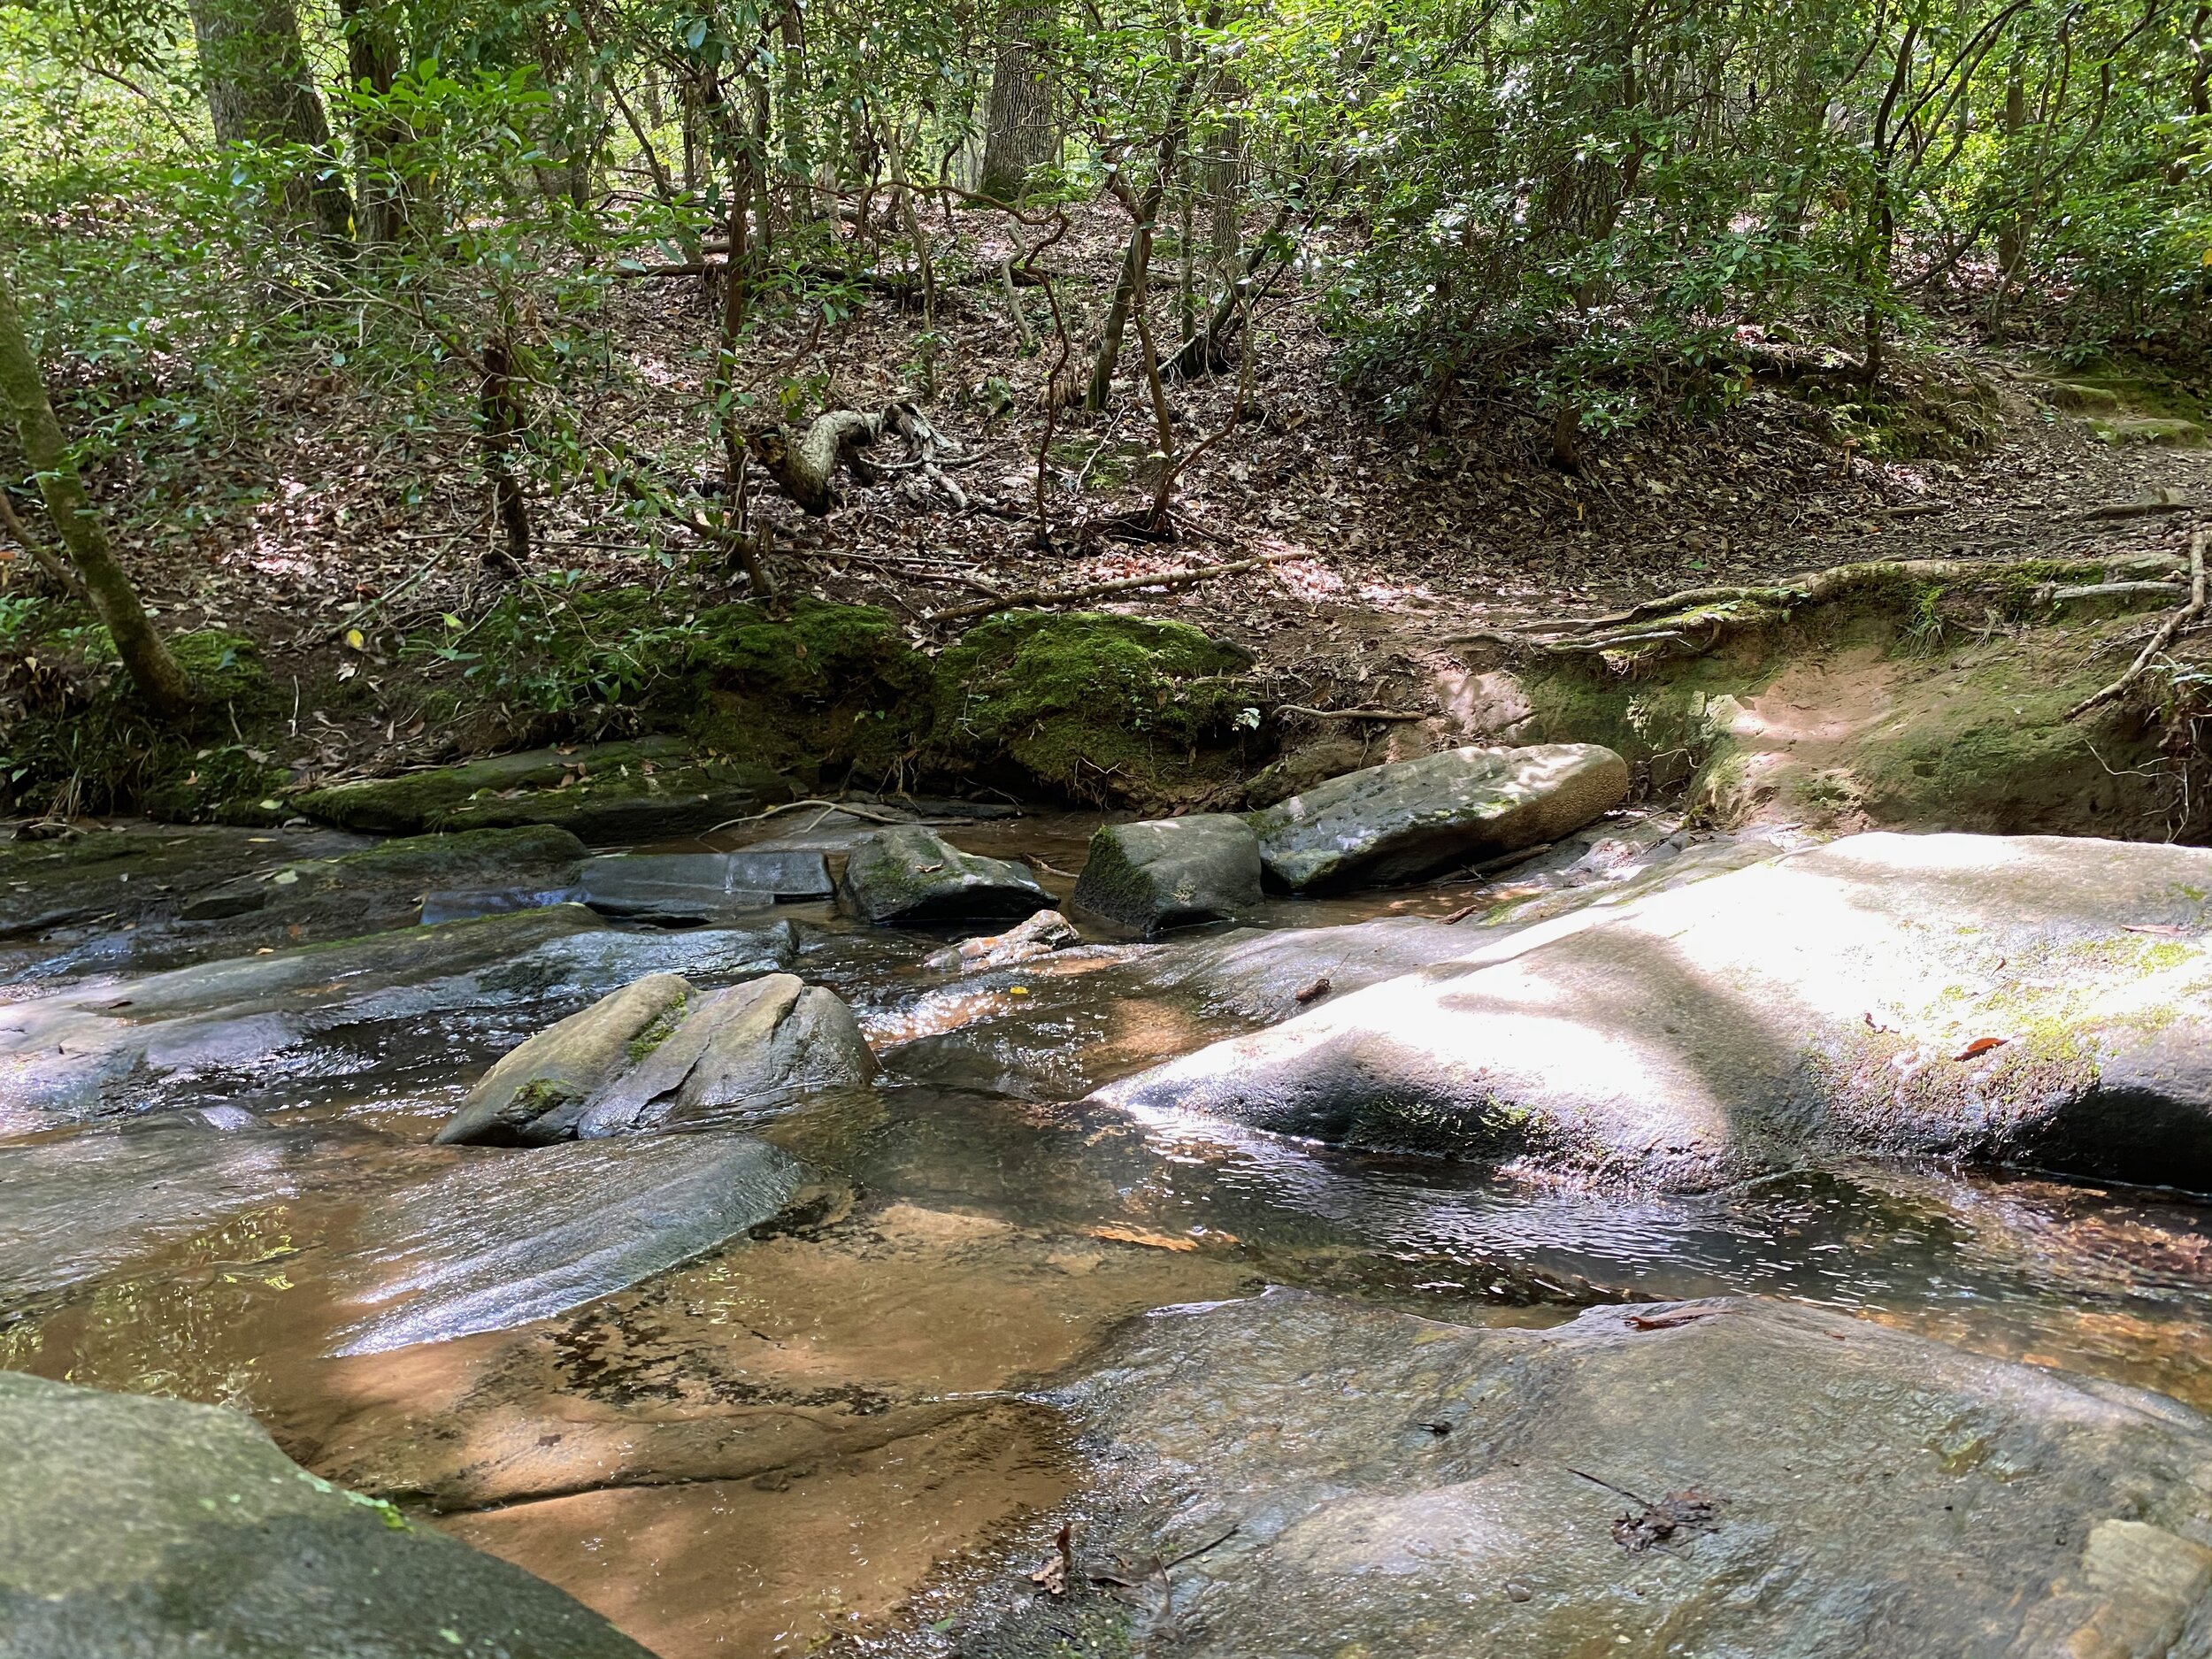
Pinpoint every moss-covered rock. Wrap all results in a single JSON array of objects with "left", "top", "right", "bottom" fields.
[
  {"left": 931, "top": 611, "right": 1265, "bottom": 805},
  {"left": 294, "top": 737, "right": 787, "bottom": 842},
  {"left": 672, "top": 597, "right": 934, "bottom": 787}
]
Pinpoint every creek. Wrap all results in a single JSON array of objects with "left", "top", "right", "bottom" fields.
[{"left": 4, "top": 808, "right": 2210, "bottom": 1657}]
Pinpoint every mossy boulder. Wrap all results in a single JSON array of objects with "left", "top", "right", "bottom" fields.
[
  {"left": 931, "top": 611, "right": 1264, "bottom": 805},
  {"left": 293, "top": 737, "right": 787, "bottom": 842},
  {"left": 672, "top": 597, "right": 933, "bottom": 786}
]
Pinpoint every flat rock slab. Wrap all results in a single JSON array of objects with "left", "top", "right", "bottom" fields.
[
  {"left": 0, "top": 1370, "right": 651, "bottom": 1657},
  {"left": 1072, "top": 815, "right": 1262, "bottom": 933},
  {"left": 580, "top": 853, "right": 779, "bottom": 920},
  {"left": 1009, "top": 1290, "right": 2212, "bottom": 1659},
  {"left": 1099, "top": 832, "right": 2212, "bottom": 1192},
  {"left": 1248, "top": 743, "right": 1630, "bottom": 893},
  {"left": 330, "top": 1133, "right": 813, "bottom": 1355},
  {"left": 838, "top": 825, "right": 1052, "bottom": 925}
]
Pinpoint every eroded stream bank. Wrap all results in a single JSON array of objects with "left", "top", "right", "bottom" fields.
[{"left": 6, "top": 795, "right": 2212, "bottom": 1657}]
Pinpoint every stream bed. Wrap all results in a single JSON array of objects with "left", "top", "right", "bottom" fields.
[{"left": 4, "top": 808, "right": 2212, "bottom": 1656}]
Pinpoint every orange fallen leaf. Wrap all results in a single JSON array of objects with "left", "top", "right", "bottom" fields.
[
  {"left": 1954, "top": 1036, "right": 2008, "bottom": 1061},
  {"left": 1088, "top": 1225, "right": 1199, "bottom": 1252}
]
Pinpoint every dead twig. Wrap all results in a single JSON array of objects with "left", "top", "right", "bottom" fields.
[
  {"left": 1277, "top": 703, "right": 1428, "bottom": 723},
  {"left": 703, "top": 797, "right": 912, "bottom": 833}
]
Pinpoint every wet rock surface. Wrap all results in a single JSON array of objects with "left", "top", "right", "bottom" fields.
[
  {"left": 923, "top": 908, "right": 1083, "bottom": 972},
  {"left": 572, "top": 972, "right": 877, "bottom": 1137},
  {"left": 0, "top": 1369, "right": 654, "bottom": 1658},
  {"left": 1072, "top": 815, "right": 1263, "bottom": 933},
  {"left": 967, "top": 1289, "right": 2212, "bottom": 1659},
  {"left": 0, "top": 905, "right": 795, "bottom": 1128},
  {"left": 1248, "top": 742, "right": 1631, "bottom": 894},
  {"left": 1102, "top": 831, "right": 2212, "bottom": 1192},
  {"left": 579, "top": 852, "right": 785, "bottom": 921},
  {"left": 838, "top": 824, "right": 1053, "bottom": 925}
]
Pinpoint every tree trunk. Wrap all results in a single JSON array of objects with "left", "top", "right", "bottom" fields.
[
  {"left": 979, "top": 0, "right": 1055, "bottom": 202},
  {"left": 478, "top": 336, "right": 532, "bottom": 571},
  {"left": 337, "top": 0, "right": 406, "bottom": 247},
  {"left": 749, "top": 409, "right": 882, "bottom": 514},
  {"left": 0, "top": 258, "right": 196, "bottom": 720},
  {"left": 187, "top": 0, "right": 355, "bottom": 247},
  {"left": 1993, "top": 69, "right": 2028, "bottom": 290}
]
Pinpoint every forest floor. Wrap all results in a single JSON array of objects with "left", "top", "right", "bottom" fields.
[{"left": 44, "top": 200, "right": 2212, "bottom": 789}]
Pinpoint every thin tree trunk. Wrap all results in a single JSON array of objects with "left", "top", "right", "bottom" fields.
[
  {"left": 0, "top": 258, "right": 195, "bottom": 719},
  {"left": 188, "top": 0, "right": 355, "bottom": 247},
  {"left": 478, "top": 336, "right": 531, "bottom": 570},
  {"left": 338, "top": 0, "right": 406, "bottom": 247},
  {"left": 979, "top": 0, "right": 1055, "bottom": 201}
]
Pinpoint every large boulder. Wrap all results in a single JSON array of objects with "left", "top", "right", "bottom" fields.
[
  {"left": 433, "top": 972, "right": 693, "bottom": 1146},
  {"left": 572, "top": 973, "right": 877, "bottom": 1137},
  {"left": 1247, "top": 743, "right": 1630, "bottom": 894},
  {"left": 1072, "top": 815, "right": 1262, "bottom": 933},
  {"left": 837, "top": 825, "right": 1052, "bottom": 925},
  {"left": 1098, "top": 832, "right": 2212, "bottom": 1193},
  {"left": 985, "top": 1290, "right": 2212, "bottom": 1659},
  {"left": 0, "top": 1371, "right": 651, "bottom": 1657}
]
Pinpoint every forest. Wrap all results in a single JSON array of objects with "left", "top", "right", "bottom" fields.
[{"left": 3, "top": 0, "right": 2212, "bottom": 1654}]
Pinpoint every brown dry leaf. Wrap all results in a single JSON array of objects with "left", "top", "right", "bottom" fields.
[
  {"left": 1954, "top": 1036, "right": 2008, "bottom": 1061},
  {"left": 1624, "top": 1306, "right": 1722, "bottom": 1332},
  {"left": 1088, "top": 1225, "right": 1200, "bottom": 1253},
  {"left": 1294, "top": 975, "right": 1333, "bottom": 1004}
]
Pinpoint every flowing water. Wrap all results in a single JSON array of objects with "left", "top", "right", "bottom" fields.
[{"left": 4, "top": 810, "right": 2211, "bottom": 1656}]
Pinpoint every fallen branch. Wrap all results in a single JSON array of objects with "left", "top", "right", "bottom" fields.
[
  {"left": 1277, "top": 703, "right": 1427, "bottom": 722},
  {"left": 703, "top": 797, "right": 913, "bottom": 834},
  {"left": 0, "top": 489, "right": 92, "bottom": 609},
  {"left": 2066, "top": 526, "right": 2208, "bottom": 721},
  {"left": 922, "top": 548, "right": 1310, "bottom": 625}
]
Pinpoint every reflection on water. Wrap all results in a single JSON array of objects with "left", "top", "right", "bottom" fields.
[{"left": 4, "top": 811, "right": 2212, "bottom": 1655}]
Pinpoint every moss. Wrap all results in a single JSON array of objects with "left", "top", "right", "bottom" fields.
[
  {"left": 626, "top": 993, "right": 688, "bottom": 1064},
  {"left": 171, "top": 630, "right": 280, "bottom": 716},
  {"left": 672, "top": 596, "right": 933, "bottom": 785},
  {"left": 930, "top": 611, "right": 1263, "bottom": 805}
]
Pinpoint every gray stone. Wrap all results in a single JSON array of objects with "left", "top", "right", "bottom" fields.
[
  {"left": 923, "top": 908, "right": 1083, "bottom": 971},
  {"left": 579, "top": 853, "right": 777, "bottom": 921},
  {"left": 1002, "top": 1289, "right": 2212, "bottom": 1659},
  {"left": 330, "top": 1133, "right": 812, "bottom": 1354},
  {"left": 725, "top": 849, "right": 834, "bottom": 897},
  {"left": 433, "top": 972, "right": 695, "bottom": 1146},
  {"left": 1098, "top": 832, "right": 2212, "bottom": 1193},
  {"left": 1247, "top": 743, "right": 1631, "bottom": 893},
  {"left": 572, "top": 973, "right": 877, "bottom": 1137},
  {"left": 0, "top": 1370, "right": 652, "bottom": 1657},
  {"left": 1072, "top": 815, "right": 1262, "bottom": 933},
  {"left": 836, "top": 824, "right": 1052, "bottom": 925}
]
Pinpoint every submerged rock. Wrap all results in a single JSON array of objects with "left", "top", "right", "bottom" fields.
[
  {"left": 923, "top": 909, "right": 1083, "bottom": 971},
  {"left": 0, "top": 1371, "right": 651, "bottom": 1657},
  {"left": 1100, "top": 832, "right": 2212, "bottom": 1192},
  {"left": 837, "top": 825, "right": 1052, "bottom": 925},
  {"left": 331, "top": 1133, "right": 814, "bottom": 1354},
  {"left": 1072, "top": 815, "right": 1261, "bottom": 933},
  {"left": 1001, "top": 1289, "right": 2212, "bottom": 1659},
  {"left": 579, "top": 852, "right": 777, "bottom": 921},
  {"left": 434, "top": 972, "right": 694, "bottom": 1146},
  {"left": 1247, "top": 743, "right": 1630, "bottom": 894},
  {"left": 572, "top": 972, "right": 876, "bottom": 1136}
]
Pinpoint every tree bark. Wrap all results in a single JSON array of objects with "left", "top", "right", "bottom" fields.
[
  {"left": 187, "top": 0, "right": 355, "bottom": 247},
  {"left": 0, "top": 258, "right": 196, "bottom": 720},
  {"left": 979, "top": 0, "right": 1055, "bottom": 202},
  {"left": 337, "top": 0, "right": 406, "bottom": 247},
  {"left": 749, "top": 410, "right": 882, "bottom": 514},
  {"left": 478, "top": 335, "right": 531, "bottom": 570}
]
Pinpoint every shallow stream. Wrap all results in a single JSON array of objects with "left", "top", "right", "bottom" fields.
[{"left": 4, "top": 809, "right": 2211, "bottom": 1656}]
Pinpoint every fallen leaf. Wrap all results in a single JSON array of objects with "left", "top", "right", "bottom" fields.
[
  {"left": 1294, "top": 975, "right": 1333, "bottom": 1003},
  {"left": 344, "top": 628, "right": 365, "bottom": 650},
  {"left": 1088, "top": 1225, "right": 1199, "bottom": 1252},
  {"left": 1624, "top": 1306, "right": 1721, "bottom": 1332},
  {"left": 1954, "top": 1036, "right": 2008, "bottom": 1061}
]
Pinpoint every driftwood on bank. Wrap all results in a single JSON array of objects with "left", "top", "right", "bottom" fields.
[{"left": 922, "top": 548, "right": 1310, "bottom": 625}]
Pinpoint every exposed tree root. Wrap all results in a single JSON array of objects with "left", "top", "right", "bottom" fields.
[
  {"left": 2066, "top": 526, "right": 2207, "bottom": 722},
  {"left": 923, "top": 548, "right": 1312, "bottom": 625}
]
